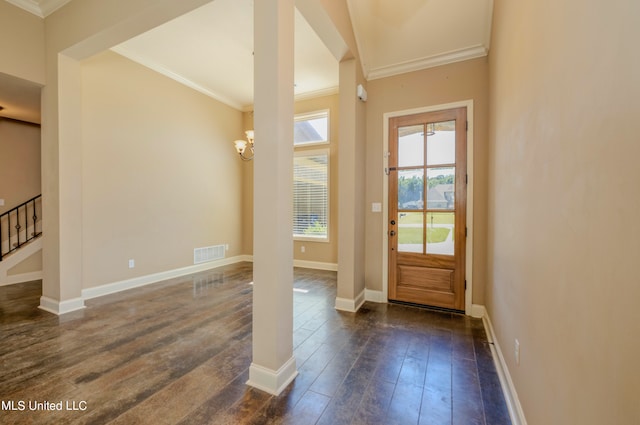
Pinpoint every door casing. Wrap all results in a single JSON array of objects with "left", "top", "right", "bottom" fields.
[{"left": 381, "top": 100, "right": 475, "bottom": 316}]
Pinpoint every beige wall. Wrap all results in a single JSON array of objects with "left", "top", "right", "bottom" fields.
[
  {"left": 241, "top": 112, "right": 254, "bottom": 256},
  {"left": 8, "top": 250, "right": 42, "bottom": 276},
  {"left": 0, "top": 1, "right": 45, "bottom": 85},
  {"left": 80, "top": 50, "right": 243, "bottom": 288},
  {"left": 293, "top": 95, "right": 340, "bottom": 264},
  {"left": 0, "top": 120, "right": 41, "bottom": 215},
  {"left": 41, "top": 0, "right": 212, "bottom": 303},
  {"left": 240, "top": 94, "right": 340, "bottom": 265},
  {"left": 488, "top": 0, "right": 640, "bottom": 423},
  {"left": 364, "top": 57, "right": 489, "bottom": 304}
]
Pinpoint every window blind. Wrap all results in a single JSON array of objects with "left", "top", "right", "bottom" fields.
[{"left": 293, "top": 152, "right": 328, "bottom": 239}]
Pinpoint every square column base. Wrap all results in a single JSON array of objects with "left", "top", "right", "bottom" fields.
[{"left": 246, "top": 356, "right": 298, "bottom": 396}]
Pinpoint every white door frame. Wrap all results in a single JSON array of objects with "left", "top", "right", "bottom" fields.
[{"left": 382, "top": 100, "right": 475, "bottom": 316}]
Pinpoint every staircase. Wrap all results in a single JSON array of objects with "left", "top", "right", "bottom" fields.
[{"left": 0, "top": 195, "right": 42, "bottom": 285}]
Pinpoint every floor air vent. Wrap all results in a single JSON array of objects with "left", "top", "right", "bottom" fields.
[{"left": 194, "top": 245, "right": 225, "bottom": 264}]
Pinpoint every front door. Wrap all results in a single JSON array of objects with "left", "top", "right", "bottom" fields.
[{"left": 388, "top": 107, "right": 467, "bottom": 311}]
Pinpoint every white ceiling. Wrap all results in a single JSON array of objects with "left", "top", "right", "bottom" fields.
[
  {"left": 112, "top": 0, "right": 339, "bottom": 111},
  {"left": 0, "top": 0, "right": 493, "bottom": 120}
]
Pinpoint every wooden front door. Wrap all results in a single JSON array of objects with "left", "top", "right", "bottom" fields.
[{"left": 388, "top": 107, "right": 467, "bottom": 311}]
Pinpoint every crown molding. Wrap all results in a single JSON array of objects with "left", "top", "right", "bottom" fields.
[
  {"left": 366, "top": 45, "right": 488, "bottom": 81},
  {"left": 5, "top": 0, "right": 71, "bottom": 17},
  {"left": 294, "top": 86, "right": 340, "bottom": 103}
]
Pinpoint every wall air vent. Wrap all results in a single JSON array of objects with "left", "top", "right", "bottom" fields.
[{"left": 194, "top": 245, "right": 225, "bottom": 264}]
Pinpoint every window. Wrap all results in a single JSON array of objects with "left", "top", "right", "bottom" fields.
[
  {"left": 294, "top": 110, "right": 329, "bottom": 146},
  {"left": 293, "top": 150, "right": 329, "bottom": 241},
  {"left": 293, "top": 109, "right": 330, "bottom": 241}
]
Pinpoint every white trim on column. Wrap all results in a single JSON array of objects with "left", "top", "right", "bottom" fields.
[
  {"left": 482, "top": 311, "right": 528, "bottom": 425},
  {"left": 365, "top": 288, "right": 385, "bottom": 303},
  {"left": 470, "top": 304, "right": 486, "bottom": 318},
  {"left": 247, "top": 356, "right": 298, "bottom": 396},
  {"left": 39, "top": 296, "right": 85, "bottom": 315},
  {"left": 381, "top": 99, "right": 475, "bottom": 315},
  {"left": 335, "top": 289, "right": 365, "bottom": 312}
]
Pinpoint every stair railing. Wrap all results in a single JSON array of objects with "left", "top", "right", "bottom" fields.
[{"left": 0, "top": 194, "right": 42, "bottom": 261}]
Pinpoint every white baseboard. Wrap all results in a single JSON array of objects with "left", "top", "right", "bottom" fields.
[
  {"left": 39, "top": 295, "right": 85, "bottom": 315},
  {"left": 293, "top": 259, "right": 338, "bottom": 271},
  {"left": 243, "top": 256, "right": 337, "bottom": 272},
  {"left": 470, "top": 303, "right": 486, "bottom": 318},
  {"left": 246, "top": 356, "right": 298, "bottom": 396},
  {"left": 365, "top": 288, "right": 385, "bottom": 303},
  {"left": 82, "top": 255, "right": 249, "bottom": 300},
  {"left": 335, "top": 289, "right": 365, "bottom": 312},
  {"left": 482, "top": 311, "right": 528, "bottom": 425}
]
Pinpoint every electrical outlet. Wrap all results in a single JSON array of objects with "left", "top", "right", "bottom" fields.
[
  {"left": 515, "top": 339, "right": 520, "bottom": 365},
  {"left": 225, "top": 244, "right": 229, "bottom": 251},
  {"left": 301, "top": 246, "right": 305, "bottom": 253},
  {"left": 128, "top": 259, "right": 135, "bottom": 269}
]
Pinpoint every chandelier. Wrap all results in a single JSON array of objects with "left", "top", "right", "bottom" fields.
[{"left": 233, "top": 130, "right": 255, "bottom": 161}]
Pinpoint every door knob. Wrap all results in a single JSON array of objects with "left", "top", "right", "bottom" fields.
[
  {"left": 390, "top": 220, "right": 396, "bottom": 225},
  {"left": 390, "top": 230, "right": 396, "bottom": 236}
]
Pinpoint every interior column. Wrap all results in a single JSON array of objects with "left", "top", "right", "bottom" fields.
[
  {"left": 247, "top": 0, "right": 297, "bottom": 395},
  {"left": 40, "top": 54, "right": 85, "bottom": 315},
  {"left": 336, "top": 58, "right": 366, "bottom": 312}
]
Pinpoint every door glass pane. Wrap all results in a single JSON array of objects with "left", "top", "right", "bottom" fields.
[
  {"left": 398, "top": 125, "right": 424, "bottom": 167},
  {"left": 426, "top": 212, "right": 454, "bottom": 255},
  {"left": 427, "top": 120, "right": 455, "bottom": 166},
  {"left": 427, "top": 167, "right": 455, "bottom": 210},
  {"left": 398, "top": 212, "right": 423, "bottom": 253},
  {"left": 398, "top": 169, "right": 424, "bottom": 209}
]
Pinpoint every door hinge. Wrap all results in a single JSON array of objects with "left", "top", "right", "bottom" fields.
[
  {"left": 465, "top": 227, "right": 468, "bottom": 237},
  {"left": 466, "top": 121, "right": 468, "bottom": 131},
  {"left": 465, "top": 280, "right": 467, "bottom": 290},
  {"left": 465, "top": 174, "right": 468, "bottom": 184}
]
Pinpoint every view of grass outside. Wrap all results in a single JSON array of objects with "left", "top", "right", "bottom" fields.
[
  {"left": 398, "top": 227, "right": 450, "bottom": 244},
  {"left": 398, "top": 212, "right": 454, "bottom": 225},
  {"left": 303, "top": 221, "right": 327, "bottom": 236},
  {"left": 397, "top": 212, "right": 454, "bottom": 245}
]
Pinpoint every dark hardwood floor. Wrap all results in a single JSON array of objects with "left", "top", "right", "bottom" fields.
[{"left": 0, "top": 263, "right": 511, "bottom": 425}]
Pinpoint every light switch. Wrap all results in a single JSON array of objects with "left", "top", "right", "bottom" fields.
[
  {"left": 371, "top": 202, "right": 382, "bottom": 213},
  {"left": 0, "top": 199, "right": 4, "bottom": 206}
]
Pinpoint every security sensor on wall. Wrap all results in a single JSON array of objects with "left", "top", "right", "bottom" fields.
[{"left": 357, "top": 84, "right": 367, "bottom": 102}]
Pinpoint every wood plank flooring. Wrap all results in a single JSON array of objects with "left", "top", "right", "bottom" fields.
[{"left": 0, "top": 263, "right": 511, "bottom": 424}]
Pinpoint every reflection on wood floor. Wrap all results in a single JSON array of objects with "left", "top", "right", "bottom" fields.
[{"left": 0, "top": 263, "right": 511, "bottom": 424}]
